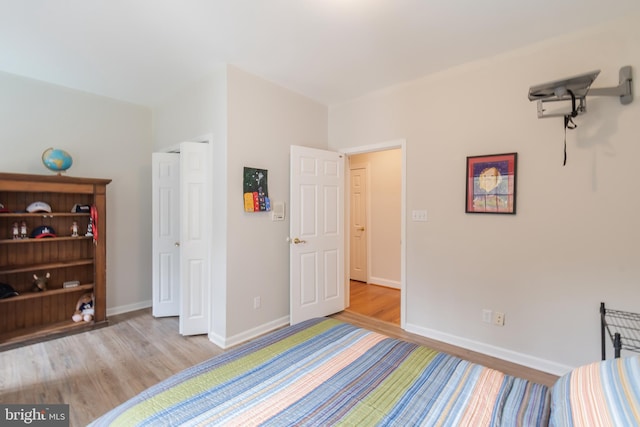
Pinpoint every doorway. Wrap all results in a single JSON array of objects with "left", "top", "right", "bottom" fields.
[{"left": 345, "top": 143, "right": 404, "bottom": 326}]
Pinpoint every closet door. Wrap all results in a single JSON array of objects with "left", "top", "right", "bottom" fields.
[
  {"left": 152, "top": 142, "right": 210, "bottom": 336},
  {"left": 178, "top": 142, "right": 210, "bottom": 336},
  {"left": 152, "top": 152, "right": 180, "bottom": 317}
]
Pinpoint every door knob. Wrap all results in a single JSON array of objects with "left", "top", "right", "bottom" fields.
[
  {"left": 292, "top": 237, "right": 306, "bottom": 244},
  {"left": 357, "top": 226, "right": 365, "bottom": 231},
  {"left": 174, "top": 242, "right": 180, "bottom": 247}
]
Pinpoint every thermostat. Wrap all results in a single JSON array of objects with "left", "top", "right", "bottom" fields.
[{"left": 272, "top": 202, "right": 285, "bottom": 221}]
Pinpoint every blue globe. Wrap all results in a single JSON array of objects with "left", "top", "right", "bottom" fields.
[{"left": 42, "top": 148, "right": 73, "bottom": 173}]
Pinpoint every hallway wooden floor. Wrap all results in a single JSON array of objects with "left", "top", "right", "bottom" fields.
[{"left": 346, "top": 280, "right": 400, "bottom": 325}]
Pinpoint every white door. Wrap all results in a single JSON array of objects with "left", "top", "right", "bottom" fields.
[
  {"left": 290, "top": 145, "right": 345, "bottom": 325},
  {"left": 179, "top": 141, "right": 210, "bottom": 335},
  {"left": 152, "top": 152, "right": 180, "bottom": 317},
  {"left": 349, "top": 165, "right": 367, "bottom": 282}
]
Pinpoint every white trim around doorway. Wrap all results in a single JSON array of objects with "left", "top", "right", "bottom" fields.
[{"left": 340, "top": 139, "right": 406, "bottom": 329}]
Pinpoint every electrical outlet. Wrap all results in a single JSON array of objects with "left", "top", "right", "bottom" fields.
[
  {"left": 482, "top": 309, "right": 493, "bottom": 323},
  {"left": 493, "top": 311, "right": 505, "bottom": 326},
  {"left": 253, "top": 296, "right": 261, "bottom": 309}
]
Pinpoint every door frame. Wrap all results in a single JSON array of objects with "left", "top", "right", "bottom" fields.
[{"left": 341, "top": 139, "right": 406, "bottom": 328}]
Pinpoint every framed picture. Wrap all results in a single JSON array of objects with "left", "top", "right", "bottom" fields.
[
  {"left": 243, "top": 167, "right": 271, "bottom": 212},
  {"left": 465, "top": 153, "right": 517, "bottom": 214}
]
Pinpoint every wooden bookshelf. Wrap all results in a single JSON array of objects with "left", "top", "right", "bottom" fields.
[{"left": 0, "top": 172, "right": 111, "bottom": 351}]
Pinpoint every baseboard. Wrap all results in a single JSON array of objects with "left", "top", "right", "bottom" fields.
[
  {"left": 404, "top": 322, "right": 573, "bottom": 377},
  {"left": 107, "top": 300, "right": 152, "bottom": 317},
  {"left": 368, "top": 276, "right": 401, "bottom": 289},
  {"left": 209, "top": 315, "right": 290, "bottom": 349},
  {"left": 207, "top": 331, "right": 226, "bottom": 349}
]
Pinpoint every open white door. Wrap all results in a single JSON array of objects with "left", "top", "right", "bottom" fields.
[
  {"left": 290, "top": 145, "right": 345, "bottom": 324},
  {"left": 179, "top": 141, "right": 210, "bottom": 335},
  {"left": 152, "top": 152, "right": 180, "bottom": 317}
]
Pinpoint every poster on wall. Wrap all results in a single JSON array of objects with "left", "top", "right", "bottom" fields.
[
  {"left": 243, "top": 167, "right": 271, "bottom": 212},
  {"left": 465, "top": 153, "right": 517, "bottom": 214}
]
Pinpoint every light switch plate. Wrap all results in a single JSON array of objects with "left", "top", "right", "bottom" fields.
[{"left": 411, "top": 210, "right": 427, "bottom": 221}]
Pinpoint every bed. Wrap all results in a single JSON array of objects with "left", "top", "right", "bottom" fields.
[
  {"left": 550, "top": 355, "right": 640, "bottom": 426},
  {"left": 90, "top": 317, "right": 550, "bottom": 426}
]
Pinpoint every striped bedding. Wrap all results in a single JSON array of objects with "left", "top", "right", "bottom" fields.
[
  {"left": 90, "top": 318, "right": 550, "bottom": 426},
  {"left": 550, "top": 356, "right": 640, "bottom": 426}
]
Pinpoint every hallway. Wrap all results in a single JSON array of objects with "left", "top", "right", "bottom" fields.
[{"left": 346, "top": 280, "right": 400, "bottom": 325}]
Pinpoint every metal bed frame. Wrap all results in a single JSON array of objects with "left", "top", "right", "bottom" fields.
[{"left": 600, "top": 302, "right": 640, "bottom": 360}]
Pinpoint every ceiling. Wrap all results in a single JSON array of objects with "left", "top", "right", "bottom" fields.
[{"left": 1, "top": 0, "right": 639, "bottom": 108}]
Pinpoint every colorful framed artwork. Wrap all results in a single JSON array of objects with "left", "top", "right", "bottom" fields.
[
  {"left": 243, "top": 167, "right": 271, "bottom": 212},
  {"left": 465, "top": 153, "right": 517, "bottom": 214}
]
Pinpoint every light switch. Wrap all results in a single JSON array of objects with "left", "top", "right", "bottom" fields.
[{"left": 411, "top": 210, "right": 427, "bottom": 221}]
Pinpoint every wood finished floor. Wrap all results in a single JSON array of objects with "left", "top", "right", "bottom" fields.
[
  {"left": 346, "top": 280, "right": 400, "bottom": 325},
  {"left": 1, "top": 307, "right": 558, "bottom": 427},
  {"left": 0, "top": 310, "right": 223, "bottom": 427}
]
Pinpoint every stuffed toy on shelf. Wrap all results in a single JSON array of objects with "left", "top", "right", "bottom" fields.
[
  {"left": 72, "top": 293, "right": 95, "bottom": 322},
  {"left": 32, "top": 272, "right": 50, "bottom": 292}
]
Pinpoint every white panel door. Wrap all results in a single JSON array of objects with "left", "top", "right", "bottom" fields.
[
  {"left": 152, "top": 152, "right": 180, "bottom": 317},
  {"left": 179, "top": 142, "right": 210, "bottom": 335},
  {"left": 349, "top": 166, "right": 368, "bottom": 282},
  {"left": 290, "top": 145, "right": 345, "bottom": 325}
]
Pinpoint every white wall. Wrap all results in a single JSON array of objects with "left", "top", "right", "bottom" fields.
[
  {"left": 349, "top": 150, "right": 402, "bottom": 288},
  {"left": 225, "top": 65, "right": 328, "bottom": 338},
  {"left": 329, "top": 15, "right": 640, "bottom": 372},
  {"left": 0, "top": 71, "right": 153, "bottom": 313},
  {"left": 152, "top": 68, "right": 228, "bottom": 152}
]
